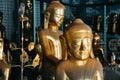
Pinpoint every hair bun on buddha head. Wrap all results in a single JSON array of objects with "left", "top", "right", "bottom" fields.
[
  {"left": 67, "top": 18, "right": 92, "bottom": 32},
  {"left": 65, "top": 18, "right": 93, "bottom": 40},
  {"left": 46, "top": 0, "right": 65, "bottom": 11},
  {"left": 72, "top": 18, "right": 84, "bottom": 24}
]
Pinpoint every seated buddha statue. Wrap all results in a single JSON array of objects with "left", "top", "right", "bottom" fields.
[{"left": 56, "top": 18, "right": 103, "bottom": 80}]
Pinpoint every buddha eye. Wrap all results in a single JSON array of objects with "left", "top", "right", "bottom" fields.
[
  {"left": 71, "top": 40, "right": 82, "bottom": 49},
  {"left": 56, "top": 15, "right": 60, "bottom": 18},
  {"left": 72, "top": 39, "right": 81, "bottom": 45},
  {"left": 83, "top": 38, "right": 91, "bottom": 44}
]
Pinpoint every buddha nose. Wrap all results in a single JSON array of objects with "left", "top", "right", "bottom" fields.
[{"left": 79, "top": 41, "right": 85, "bottom": 50}]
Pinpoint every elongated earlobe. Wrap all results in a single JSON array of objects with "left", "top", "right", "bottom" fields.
[
  {"left": 90, "top": 49, "right": 94, "bottom": 58},
  {"left": 44, "top": 12, "right": 50, "bottom": 29}
]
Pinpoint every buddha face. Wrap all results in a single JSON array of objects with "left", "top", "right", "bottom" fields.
[
  {"left": 69, "top": 31, "right": 92, "bottom": 60},
  {"left": 65, "top": 19, "right": 93, "bottom": 60},
  {"left": 49, "top": 8, "right": 64, "bottom": 27}
]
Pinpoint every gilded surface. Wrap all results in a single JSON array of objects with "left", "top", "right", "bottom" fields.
[
  {"left": 56, "top": 18, "right": 103, "bottom": 80},
  {"left": 0, "top": 38, "right": 10, "bottom": 80},
  {"left": 38, "top": 0, "right": 67, "bottom": 79}
]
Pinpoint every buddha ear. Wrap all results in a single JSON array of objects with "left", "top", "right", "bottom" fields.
[
  {"left": 90, "top": 50, "right": 94, "bottom": 59},
  {"left": 44, "top": 12, "right": 50, "bottom": 29}
]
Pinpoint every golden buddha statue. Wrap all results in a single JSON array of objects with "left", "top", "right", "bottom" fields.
[
  {"left": 0, "top": 11, "right": 11, "bottom": 80},
  {"left": 56, "top": 18, "right": 103, "bottom": 80},
  {"left": 0, "top": 38, "right": 11, "bottom": 80},
  {"left": 38, "top": 0, "right": 67, "bottom": 79}
]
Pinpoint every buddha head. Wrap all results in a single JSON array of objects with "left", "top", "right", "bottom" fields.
[
  {"left": 65, "top": 18, "right": 94, "bottom": 60},
  {"left": 45, "top": 0, "right": 65, "bottom": 28}
]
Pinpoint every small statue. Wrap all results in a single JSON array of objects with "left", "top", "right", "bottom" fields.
[
  {"left": 110, "top": 52, "right": 116, "bottom": 66},
  {"left": 107, "top": 13, "right": 118, "bottom": 34},
  {"left": 112, "top": 14, "right": 117, "bottom": 34},
  {"left": 93, "top": 15, "right": 103, "bottom": 32},
  {"left": 93, "top": 32, "right": 110, "bottom": 67},
  {"left": 38, "top": 0, "right": 67, "bottom": 79},
  {"left": 97, "top": 15, "right": 102, "bottom": 32},
  {"left": 56, "top": 18, "right": 103, "bottom": 80}
]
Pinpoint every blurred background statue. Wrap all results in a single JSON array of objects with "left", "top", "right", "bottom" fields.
[
  {"left": 110, "top": 52, "right": 116, "bottom": 66},
  {"left": 0, "top": 11, "right": 11, "bottom": 80},
  {"left": 56, "top": 18, "right": 103, "bottom": 80},
  {"left": 38, "top": 0, "right": 67, "bottom": 79},
  {"left": 92, "top": 32, "right": 110, "bottom": 67}
]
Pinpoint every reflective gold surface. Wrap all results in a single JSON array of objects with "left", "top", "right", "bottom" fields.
[
  {"left": 39, "top": 0, "right": 66, "bottom": 62},
  {"left": 38, "top": 0, "right": 67, "bottom": 79},
  {"left": 56, "top": 18, "right": 103, "bottom": 80},
  {"left": 44, "top": 0, "right": 65, "bottom": 29},
  {"left": 0, "top": 38, "right": 4, "bottom": 60},
  {"left": 0, "top": 38, "right": 10, "bottom": 80},
  {"left": 65, "top": 18, "right": 94, "bottom": 60}
]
